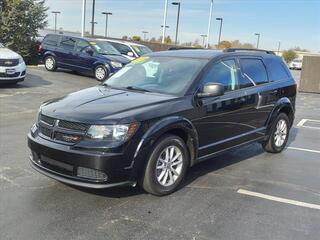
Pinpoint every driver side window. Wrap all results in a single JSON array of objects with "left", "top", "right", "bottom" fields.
[{"left": 201, "top": 59, "right": 239, "bottom": 92}]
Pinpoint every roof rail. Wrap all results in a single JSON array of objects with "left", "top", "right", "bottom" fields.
[
  {"left": 223, "top": 48, "right": 275, "bottom": 55},
  {"left": 168, "top": 47, "right": 203, "bottom": 50}
]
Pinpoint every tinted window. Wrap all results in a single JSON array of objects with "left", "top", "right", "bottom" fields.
[
  {"left": 202, "top": 59, "right": 239, "bottom": 91},
  {"left": 267, "top": 60, "right": 290, "bottom": 81},
  {"left": 240, "top": 59, "right": 268, "bottom": 85},
  {"left": 239, "top": 75, "right": 254, "bottom": 89},
  {"left": 109, "top": 42, "right": 132, "bottom": 55},
  {"left": 60, "top": 37, "right": 76, "bottom": 51},
  {"left": 76, "top": 39, "right": 90, "bottom": 52},
  {"left": 44, "top": 35, "right": 60, "bottom": 46},
  {"left": 89, "top": 41, "right": 120, "bottom": 55}
]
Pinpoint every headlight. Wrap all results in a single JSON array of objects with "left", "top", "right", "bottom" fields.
[
  {"left": 110, "top": 61, "right": 122, "bottom": 69},
  {"left": 18, "top": 57, "right": 24, "bottom": 64},
  {"left": 86, "top": 122, "right": 139, "bottom": 142}
]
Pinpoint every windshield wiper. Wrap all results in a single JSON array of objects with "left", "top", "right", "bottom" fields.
[{"left": 126, "top": 86, "right": 151, "bottom": 92}]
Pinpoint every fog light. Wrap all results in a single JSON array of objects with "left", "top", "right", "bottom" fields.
[{"left": 77, "top": 167, "right": 108, "bottom": 181}]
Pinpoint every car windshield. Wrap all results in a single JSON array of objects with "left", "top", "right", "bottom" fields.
[
  {"left": 132, "top": 45, "right": 152, "bottom": 57},
  {"left": 89, "top": 41, "right": 120, "bottom": 55},
  {"left": 104, "top": 56, "right": 208, "bottom": 96}
]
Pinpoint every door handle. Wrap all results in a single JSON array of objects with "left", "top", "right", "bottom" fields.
[{"left": 271, "top": 89, "right": 278, "bottom": 94}]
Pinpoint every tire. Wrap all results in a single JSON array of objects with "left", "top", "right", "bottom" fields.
[
  {"left": 94, "top": 65, "right": 108, "bottom": 81},
  {"left": 44, "top": 56, "right": 57, "bottom": 71},
  {"left": 262, "top": 113, "right": 290, "bottom": 153},
  {"left": 141, "top": 134, "right": 189, "bottom": 196}
]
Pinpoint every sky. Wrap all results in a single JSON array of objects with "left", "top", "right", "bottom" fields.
[{"left": 45, "top": 0, "right": 320, "bottom": 52}]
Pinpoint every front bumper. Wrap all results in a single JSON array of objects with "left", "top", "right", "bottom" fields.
[
  {"left": 0, "top": 62, "right": 26, "bottom": 81},
  {"left": 28, "top": 133, "right": 136, "bottom": 188}
]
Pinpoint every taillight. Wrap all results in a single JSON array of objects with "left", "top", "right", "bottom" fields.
[{"left": 37, "top": 44, "right": 43, "bottom": 53}]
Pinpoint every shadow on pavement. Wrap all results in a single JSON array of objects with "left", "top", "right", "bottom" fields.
[{"left": 0, "top": 73, "right": 52, "bottom": 89}]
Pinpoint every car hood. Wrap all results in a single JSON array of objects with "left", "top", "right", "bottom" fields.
[
  {"left": 0, "top": 47, "right": 21, "bottom": 59},
  {"left": 41, "top": 86, "right": 178, "bottom": 124},
  {"left": 102, "top": 54, "right": 130, "bottom": 64}
]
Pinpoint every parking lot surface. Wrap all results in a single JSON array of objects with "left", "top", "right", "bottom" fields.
[{"left": 1, "top": 68, "right": 320, "bottom": 240}]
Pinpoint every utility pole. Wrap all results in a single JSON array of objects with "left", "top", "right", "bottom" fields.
[
  {"left": 51, "top": 11, "right": 61, "bottom": 33},
  {"left": 216, "top": 18, "right": 223, "bottom": 47},
  {"left": 142, "top": 31, "right": 149, "bottom": 41},
  {"left": 206, "top": 0, "right": 214, "bottom": 48},
  {"left": 200, "top": 34, "right": 207, "bottom": 47},
  {"left": 172, "top": 2, "right": 181, "bottom": 45},
  {"left": 81, "top": 0, "right": 86, "bottom": 37},
  {"left": 91, "top": 0, "right": 96, "bottom": 37},
  {"left": 277, "top": 41, "right": 281, "bottom": 55},
  {"left": 102, "top": 12, "right": 112, "bottom": 38},
  {"left": 162, "top": 0, "right": 169, "bottom": 44},
  {"left": 255, "top": 33, "right": 261, "bottom": 49}
]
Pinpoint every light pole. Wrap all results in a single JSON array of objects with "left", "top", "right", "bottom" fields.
[
  {"left": 216, "top": 17, "right": 223, "bottom": 47},
  {"left": 172, "top": 2, "right": 181, "bottom": 45},
  {"left": 206, "top": 0, "right": 214, "bottom": 48},
  {"left": 255, "top": 33, "right": 261, "bottom": 49},
  {"left": 51, "top": 11, "right": 61, "bottom": 33},
  {"left": 102, "top": 12, "right": 112, "bottom": 38},
  {"left": 200, "top": 34, "right": 207, "bottom": 47},
  {"left": 81, "top": 0, "right": 86, "bottom": 37},
  {"left": 142, "top": 31, "right": 149, "bottom": 41},
  {"left": 161, "top": 25, "right": 169, "bottom": 43},
  {"left": 91, "top": 0, "right": 96, "bottom": 37},
  {"left": 277, "top": 41, "right": 281, "bottom": 55},
  {"left": 162, "top": 0, "right": 169, "bottom": 44}
]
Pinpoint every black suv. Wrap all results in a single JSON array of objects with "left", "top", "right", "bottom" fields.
[{"left": 28, "top": 49, "right": 296, "bottom": 196}]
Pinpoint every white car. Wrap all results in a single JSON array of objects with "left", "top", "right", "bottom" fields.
[
  {"left": 289, "top": 58, "right": 303, "bottom": 70},
  {"left": 101, "top": 39, "right": 152, "bottom": 60},
  {"left": 0, "top": 43, "right": 26, "bottom": 84}
]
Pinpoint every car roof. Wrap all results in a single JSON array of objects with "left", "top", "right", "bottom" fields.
[{"left": 148, "top": 49, "right": 278, "bottom": 60}]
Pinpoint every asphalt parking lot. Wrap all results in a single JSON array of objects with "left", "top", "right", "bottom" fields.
[{"left": 1, "top": 68, "right": 320, "bottom": 240}]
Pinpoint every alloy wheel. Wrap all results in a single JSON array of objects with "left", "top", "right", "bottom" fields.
[{"left": 274, "top": 119, "right": 287, "bottom": 147}]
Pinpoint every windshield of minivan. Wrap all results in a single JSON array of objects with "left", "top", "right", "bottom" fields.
[
  {"left": 89, "top": 41, "right": 120, "bottom": 55},
  {"left": 104, "top": 56, "right": 208, "bottom": 96},
  {"left": 132, "top": 45, "right": 152, "bottom": 57}
]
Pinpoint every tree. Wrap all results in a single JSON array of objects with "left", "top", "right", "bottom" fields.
[
  {"left": 132, "top": 36, "right": 141, "bottom": 41},
  {"left": 217, "top": 40, "right": 232, "bottom": 49},
  {"left": 0, "top": 0, "right": 48, "bottom": 64},
  {"left": 164, "top": 36, "right": 172, "bottom": 44},
  {"left": 282, "top": 50, "right": 298, "bottom": 63}
]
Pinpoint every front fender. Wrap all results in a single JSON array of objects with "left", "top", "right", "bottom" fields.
[
  {"left": 266, "top": 97, "right": 294, "bottom": 133},
  {"left": 131, "top": 116, "right": 199, "bottom": 175}
]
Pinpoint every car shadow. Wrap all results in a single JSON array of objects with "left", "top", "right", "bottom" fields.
[
  {"left": 55, "top": 68, "right": 93, "bottom": 79},
  {"left": 0, "top": 73, "right": 51, "bottom": 89}
]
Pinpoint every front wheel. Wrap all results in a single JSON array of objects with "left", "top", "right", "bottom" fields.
[
  {"left": 94, "top": 65, "right": 108, "bottom": 81},
  {"left": 141, "top": 135, "right": 189, "bottom": 196},
  {"left": 44, "top": 56, "right": 57, "bottom": 71},
  {"left": 262, "top": 113, "right": 290, "bottom": 153}
]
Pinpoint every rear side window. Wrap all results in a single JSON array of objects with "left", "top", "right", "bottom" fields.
[
  {"left": 266, "top": 60, "right": 290, "bottom": 81},
  {"left": 240, "top": 59, "right": 268, "bottom": 85},
  {"left": 110, "top": 42, "right": 132, "bottom": 55},
  {"left": 44, "top": 35, "right": 60, "bottom": 46},
  {"left": 60, "top": 37, "right": 76, "bottom": 51},
  {"left": 202, "top": 59, "right": 239, "bottom": 92}
]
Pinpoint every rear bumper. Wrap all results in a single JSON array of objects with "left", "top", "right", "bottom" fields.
[{"left": 28, "top": 132, "right": 136, "bottom": 188}]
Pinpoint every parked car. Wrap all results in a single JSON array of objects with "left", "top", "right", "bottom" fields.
[
  {"left": 289, "top": 58, "right": 303, "bottom": 70},
  {"left": 103, "top": 39, "right": 152, "bottom": 60},
  {"left": 28, "top": 49, "right": 296, "bottom": 196},
  {"left": 39, "top": 34, "right": 130, "bottom": 81},
  {"left": 0, "top": 42, "right": 26, "bottom": 84}
]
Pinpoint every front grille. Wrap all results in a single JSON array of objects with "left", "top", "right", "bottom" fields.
[
  {"left": 0, "top": 59, "right": 19, "bottom": 67},
  {"left": 38, "top": 114, "right": 88, "bottom": 144},
  {"left": 0, "top": 72, "right": 20, "bottom": 78}
]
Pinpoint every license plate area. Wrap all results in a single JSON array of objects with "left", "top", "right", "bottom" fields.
[{"left": 6, "top": 69, "right": 15, "bottom": 75}]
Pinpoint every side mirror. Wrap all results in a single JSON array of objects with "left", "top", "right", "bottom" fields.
[
  {"left": 85, "top": 48, "right": 94, "bottom": 56},
  {"left": 197, "top": 83, "right": 224, "bottom": 98},
  {"left": 127, "top": 52, "right": 134, "bottom": 57}
]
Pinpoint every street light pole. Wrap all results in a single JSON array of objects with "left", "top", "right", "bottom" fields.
[
  {"left": 51, "top": 11, "right": 61, "bottom": 33},
  {"left": 142, "top": 31, "right": 149, "bottom": 41},
  {"left": 172, "top": 2, "right": 181, "bottom": 45},
  {"left": 200, "top": 34, "right": 207, "bottom": 47},
  {"left": 162, "top": 0, "right": 169, "bottom": 44},
  {"left": 81, "top": 0, "right": 86, "bottom": 37},
  {"left": 91, "top": 0, "right": 96, "bottom": 37},
  {"left": 277, "top": 41, "right": 281, "bottom": 55},
  {"left": 102, "top": 12, "right": 112, "bottom": 38},
  {"left": 216, "top": 17, "right": 223, "bottom": 47},
  {"left": 255, "top": 33, "right": 261, "bottom": 49},
  {"left": 206, "top": 0, "right": 214, "bottom": 48}
]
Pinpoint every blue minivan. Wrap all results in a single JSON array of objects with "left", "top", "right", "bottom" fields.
[{"left": 39, "top": 34, "right": 130, "bottom": 81}]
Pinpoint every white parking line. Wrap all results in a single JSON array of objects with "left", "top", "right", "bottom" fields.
[
  {"left": 287, "top": 147, "right": 320, "bottom": 154},
  {"left": 297, "top": 119, "right": 308, "bottom": 127},
  {"left": 297, "top": 118, "right": 320, "bottom": 129},
  {"left": 237, "top": 189, "right": 320, "bottom": 210}
]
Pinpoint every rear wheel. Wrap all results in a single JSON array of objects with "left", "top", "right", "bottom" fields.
[
  {"left": 141, "top": 135, "right": 189, "bottom": 196},
  {"left": 94, "top": 65, "right": 108, "bottom": 81},
  {"left": 44, "top": 56, "right": 57, "bottom": 71},
  {"left": 262, "top": 113, "right": 290, "bottom": 153}
]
